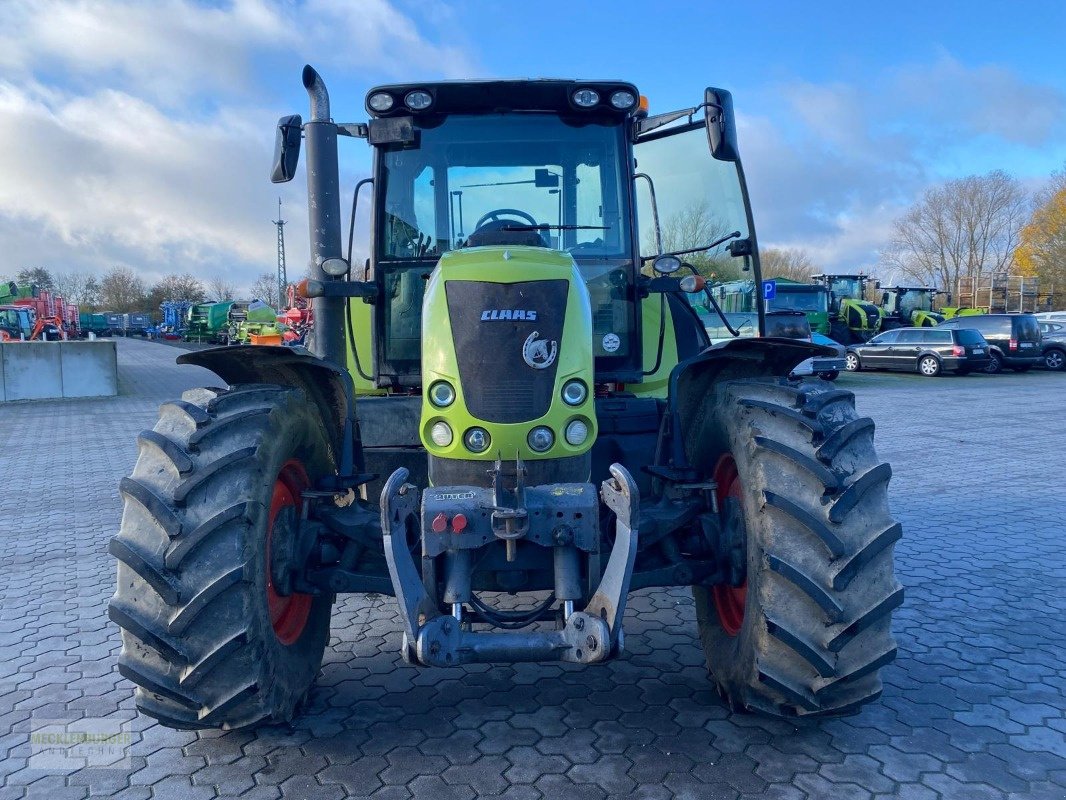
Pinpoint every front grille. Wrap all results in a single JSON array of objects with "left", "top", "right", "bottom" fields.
[{"left": 445, "top": 279, "right": 568, "bottom": 424}]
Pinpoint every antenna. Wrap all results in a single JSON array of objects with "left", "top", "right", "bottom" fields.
[{"left": 273, "top": 197, "right": 287, "bottom": 308}]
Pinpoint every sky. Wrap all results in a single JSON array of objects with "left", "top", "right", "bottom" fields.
[{"left": 1, "top": 0, "right": 1064, "bottom": 291}]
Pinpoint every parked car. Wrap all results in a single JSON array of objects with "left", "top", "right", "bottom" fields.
[
  {"left": 761, "top": 311, "right": 847, "bottom": 380},
  {"left": 844, "top": 327, "right": 991, "bottom": 377},
  {"left": 1039, "top": 321, "right": 1066, "bottom": 371},
  {"left": 807, "top": 332, "right": 846, "bottom": 380},
  {"left": 937, "top": 314, "right": 1043, "bottom": 374}
]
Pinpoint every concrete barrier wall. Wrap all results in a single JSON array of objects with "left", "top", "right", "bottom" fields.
[{"left": 0, "top": 340, "right": 118, "bottom": 401}]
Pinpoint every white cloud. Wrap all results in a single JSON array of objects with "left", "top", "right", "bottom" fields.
[
  {"left": 0, "top": 0, "right": 477, "bottom": 290},
  {"left": 741, "top": 56, "right": 1065, "bottom": 273},
  {"left": 891, "top": 54, "right": 1066, "bottom": 146}
]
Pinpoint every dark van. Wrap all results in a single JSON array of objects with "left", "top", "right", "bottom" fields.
[{"left": 938, "top": 314, "right": 1043, "bottom": 373}]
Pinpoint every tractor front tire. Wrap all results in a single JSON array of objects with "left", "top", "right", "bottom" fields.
[
  {"left": 108, "top": 384, "right": 335, "bottom": 729},
  {"left": 693, "top": 380, "right": 902, "bottom": 718}
]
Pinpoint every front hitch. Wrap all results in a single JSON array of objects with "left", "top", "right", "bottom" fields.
[{"left": 381, "top": 464, "right": 639, "bottom": 666}]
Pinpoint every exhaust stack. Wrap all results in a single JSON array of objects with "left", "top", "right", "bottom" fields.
[{"left": 301, "top": 65, "right": 345, "bottom": 367}]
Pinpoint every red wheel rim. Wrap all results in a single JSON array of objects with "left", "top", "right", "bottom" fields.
[
  {"left": 266, "top": 459, "right": 313, "bottom": 645},
  {"left": 712, "top": 453, "right": 747, "bottom": 636}
]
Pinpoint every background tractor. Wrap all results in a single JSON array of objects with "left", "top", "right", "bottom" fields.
[
  {"left": 813, "top": 273, "right": 883, "bottom": 343},
  {"left": 879, "top": 286, "right": 944, "bottom": 329},
  {"left": 109, "top": 67, "right": 901, "bottom": 731}
]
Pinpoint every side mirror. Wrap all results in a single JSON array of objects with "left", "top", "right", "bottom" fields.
[
  {"left": 704, "top": 88, "right": 739, "bottom": 162},
  {"left": 534, "top": 168, "right": 560, "bottom": 188},
  {"left": 271, "top": 114, "right": 303, "bottom": 184}
]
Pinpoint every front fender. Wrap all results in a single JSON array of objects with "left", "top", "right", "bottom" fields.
[
  {"left": 177, "top": 345, "right": 356, "bottom": 470},
  {"left": 664, "top": 337, "right": 835, "bottom": 473}
]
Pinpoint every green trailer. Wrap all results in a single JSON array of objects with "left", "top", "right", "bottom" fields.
[{"left": 79, "top": 312, "right": 111, "bottom": 337}]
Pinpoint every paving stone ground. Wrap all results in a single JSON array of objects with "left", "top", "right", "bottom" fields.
[{"left": 1, "top": 338, "right": 1063, "bottom": 799}]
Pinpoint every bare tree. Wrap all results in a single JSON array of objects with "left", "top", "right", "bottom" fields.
[
  {"left": 759, "top": 247, "right": 819, "bottom": 282},
  {"left": 53, "top": 271, "right": 102, "bottom": 308},
  {"left": 16, "top": 266, "right": 55, "bottom": 290},
  {"left": 98, "top": 266, "right": 148, "bottom": 312},
  {"left": 654, "top": 202, "right": 741, "bottom": 282},
  {"left": 879, "top": 171, "right": 1029, "bottom": 292},
  {"left": 248, "top": 272, "right": 281, "bottom": 306},
  {"left": 205, "top": 276, "right": 238, "bottom": 301},
  {"left": 148, "top": 274, "right": 206, "bottom": 309}
]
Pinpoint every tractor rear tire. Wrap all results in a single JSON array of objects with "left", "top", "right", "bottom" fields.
[
  {"left": 108, "top": 384, "right": 335, "bottom": 729},
  {"left": 693, "top": 379, "right": 902, "bottom": 718}
]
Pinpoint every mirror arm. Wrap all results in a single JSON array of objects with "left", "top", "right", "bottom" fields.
[
  {"left": 347, "top": 178, "right": 374, "bottom": 266},
  {"left": 682, "top": 262, "right": 740, "bottom": 338},
  {"left": 633, "top": 173, "right": 663, "bottom": 255}
]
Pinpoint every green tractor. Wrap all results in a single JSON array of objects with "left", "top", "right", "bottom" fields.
[
  {"left": 813, "top": 273, "right": 882, "bottom": 344},
  {"left": 109, "top": 67, "right": 901, "bottom": 730},
  {"left": 879, "top": 286, "right": 944, "bottom": 329}
]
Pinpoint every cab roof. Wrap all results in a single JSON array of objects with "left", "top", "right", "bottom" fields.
[{"left": 365, "top": 79, "right": 640, "bottom": 118}]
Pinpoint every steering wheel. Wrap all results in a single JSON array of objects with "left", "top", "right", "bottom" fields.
[{"left": 473, "top": 208, "right": 539, "bottom": 230}]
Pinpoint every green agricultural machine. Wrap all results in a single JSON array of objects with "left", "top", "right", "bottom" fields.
[
  {"left": 109, "top": 67, "right": 901, "bottom": 730},
  {"left": 184, "top": 300, "right": 236, "bottom": 343},
  {"left": 879, "top": 286, "right": 944, "bottom": 329},
  {"left": 185, "top": 300, "right": 282, "bottom": 344},
  {"left": 813, "top": 273, "right": 882, "bottom": 344},
  {"left": 231, "top": 300, "right": 285, "bottom": 343},
  {"left": 769, "top": 278, "right": 830, "bottom": 335}
]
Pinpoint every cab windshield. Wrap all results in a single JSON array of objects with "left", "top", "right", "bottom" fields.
[
  {"left": 828, "top": 277, "right": 862, "bottom": 300},
  {"left": 379, "top": 114, "right": 629, "bottom": 258},
  {"left": 899, "top": 291, "right": 932, "bottom": 315},
  {"left": 772, "top": 289, "right": 827, "bottom": 313},
  {"left": 375, "top": 112, "right": 636, "bottom": 380}
]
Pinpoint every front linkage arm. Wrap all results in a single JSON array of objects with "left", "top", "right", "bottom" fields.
[{"left": 381, "top": 464, "right": 639, "bottom": 666}]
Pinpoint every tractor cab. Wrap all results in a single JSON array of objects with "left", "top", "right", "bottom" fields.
[
  {"left": 0, "top": 305, "right": 33, "bottom": 341},
  {"left": 880, "top": 286, "right": 944, "bottom": 329},
  {"left": 813, "top": 272, "right": 882, "bottom": 343},
  {"left": 358, "top": 80, "right": 759, "bottom": 389}
]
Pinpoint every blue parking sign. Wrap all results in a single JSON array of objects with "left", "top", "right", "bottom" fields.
[{"left": 763, "top": 280, "right": 776, "bottom": 300}]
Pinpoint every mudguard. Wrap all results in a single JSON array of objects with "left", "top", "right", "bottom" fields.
[
  {"left": 177, "top": 344, "right": 359, "bottom": 474},
  {"left": 664, "top": 337, "right": 834, "bottom": 474}
]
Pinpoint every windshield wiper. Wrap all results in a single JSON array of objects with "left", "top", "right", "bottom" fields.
[{"left": 502, "top": 224, "right": 608, "bottom": 231}]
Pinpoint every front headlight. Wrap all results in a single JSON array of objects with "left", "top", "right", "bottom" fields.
[
  {"left": 428, "top": 381, "right": 455, "bottom": 408},
  {"left": 464, "top": 427, "right": 490, "bottom": 453},
  {"left": 572, "top": 88, "right": 600, "bottom": 108},
  {"left": 430, "top": 421, "right": 453, "bottom": 447},
  {"left": 404, "top": 90, "right": 433, "bottom": 111},
  {"left": 561, "top": 379, "right": 588, "bottom": 406},
  {"left": 322, "top": 257, "right": 349, "bottom": 277},
  {"left": 527, "top": 426, "right": 554, "bottom": 452},
  {"left": 368, "top": 92, "right": 394, "bottom": 112},
  {"left": 564, "top": 419, "right": 589, "bottom": 446}
]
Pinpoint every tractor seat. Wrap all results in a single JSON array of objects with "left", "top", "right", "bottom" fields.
[{"left": 464, "top": 220, "right": 549, "bottom": 248}]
